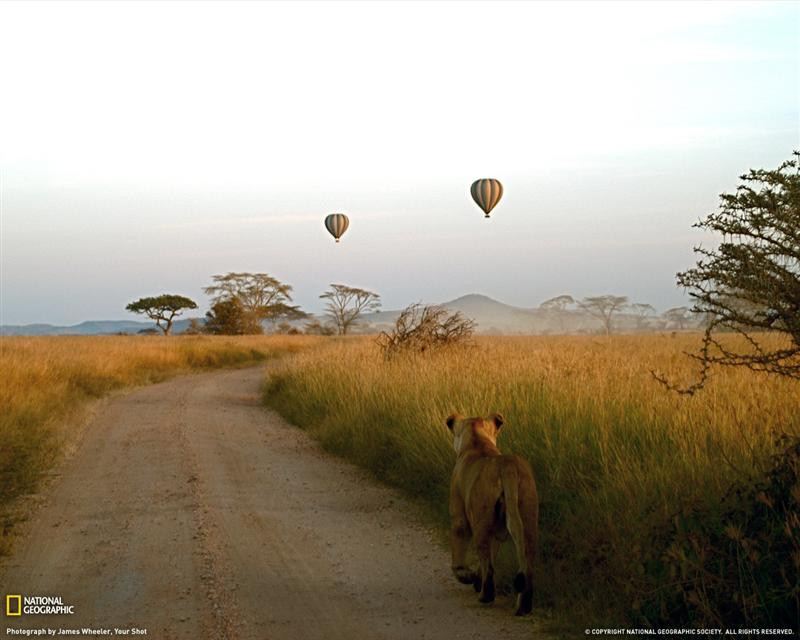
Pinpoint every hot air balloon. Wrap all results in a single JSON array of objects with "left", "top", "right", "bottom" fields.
[
  {"left": 325, "top": 213, "right": 349, "bottom": 243},
  {"left": 470, "top": 179, "right": 503, "bottom": 218}
]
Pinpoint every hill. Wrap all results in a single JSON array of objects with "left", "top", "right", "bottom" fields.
[
  {"left": 366, "top": 293, "right": 575, "bottom": 334},
  {"left": 0, "top": 318, "right": 200, "bottom": 336}
]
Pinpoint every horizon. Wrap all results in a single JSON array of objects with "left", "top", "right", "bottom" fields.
[
  {"left": 1, "top": 1, "right": 797, "bottom": 325},
  {"left": 2, "top": 291, "right": 695, "bottom": 329}
]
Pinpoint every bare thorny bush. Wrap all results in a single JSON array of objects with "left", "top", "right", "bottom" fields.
[
  {"left": 654, "top": 152, "right": 800, "bottom": 395},
  {"left": 377, "top": 304, "right": 476, "bottom": 359}
]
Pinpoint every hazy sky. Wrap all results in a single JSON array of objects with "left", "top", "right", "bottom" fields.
[{"left": 1, "top": 0, "right": 797, "bottom": 325}]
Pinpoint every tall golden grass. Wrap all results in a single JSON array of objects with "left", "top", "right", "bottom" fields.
[
  {"left": 263, "top": 334, "right": 800, "bottom": 626},
  {"left": 0, "top": 334, "right": 318, "bottom": 554}
]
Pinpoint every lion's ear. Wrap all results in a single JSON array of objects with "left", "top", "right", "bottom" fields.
[
  {"left": 490, "top": 413, "right": 505, "bottom": 429},
  {"left": 446, "top": 413, "right": 462, "bottom": 431}
]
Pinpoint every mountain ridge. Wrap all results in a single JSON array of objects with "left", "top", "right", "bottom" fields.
[{"left": 0, "top": 318, "right": 199, "bottom": 336}]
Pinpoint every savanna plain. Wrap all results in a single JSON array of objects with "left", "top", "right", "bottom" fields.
[{"left": 2, "top": 333, "right": 798, "bottom": 631}]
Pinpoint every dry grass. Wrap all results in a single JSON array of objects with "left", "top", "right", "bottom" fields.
[
  {"left": 0, "top": 334, "right": 319, "bottom": 553},
  {"left": 263, "top": 334, "right": 800, "bottom": 627}
]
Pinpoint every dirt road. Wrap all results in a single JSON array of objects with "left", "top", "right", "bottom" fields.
[{"left": 2, "top": 367, "right": 540, "bottom": 639}]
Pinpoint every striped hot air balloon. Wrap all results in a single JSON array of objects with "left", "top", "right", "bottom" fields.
[
  {"left": 324, "top": 213, "right": 349, "bottom": 243},
  {"left": 470, "top": 179, "right": 503, "bottom": 218}
]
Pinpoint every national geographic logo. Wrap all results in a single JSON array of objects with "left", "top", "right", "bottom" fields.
[
  {"left": 5, "top": 595, "right": 75, "bottom": 616},
  {"left": 6, "top": 596, "right": 21, "bottom": 617}
]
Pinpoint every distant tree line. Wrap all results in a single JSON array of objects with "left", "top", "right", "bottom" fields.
[
  {"left": 125, "top": 281, "right": 702, "bottom": 338},
  {"left": 538, "top": 294, "right": 697, "bottom": 335},
  {"left": 126, "top": 273, "right": 381, "bottom": 336},
  {"left": 124, "top": 278, "right": 705, "bottom": 338}
]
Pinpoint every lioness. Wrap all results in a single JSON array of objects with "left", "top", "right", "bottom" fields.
[{"left": 446, "top": 413, "right": 538, "bottom": 615}]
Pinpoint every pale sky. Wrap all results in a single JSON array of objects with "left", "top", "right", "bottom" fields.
[{"left": 1, "top": 0, "right": 797, "bottom": 325}]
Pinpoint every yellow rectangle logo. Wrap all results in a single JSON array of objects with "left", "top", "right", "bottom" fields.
[{"left": 6, "top": 594, "right": 22, "bottom": 616}]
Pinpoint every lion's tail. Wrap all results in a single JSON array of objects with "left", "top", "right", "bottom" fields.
[{"left": 500, "top": 456, "right": 538, "bottom": 615}]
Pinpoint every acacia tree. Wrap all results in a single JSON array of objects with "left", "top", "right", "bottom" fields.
[
  {"left": 203, "top": 272, "right": 304, "bottom": 332},
  {"left": 662, "top": 306, "right": 691, "bottom": 330},
  {"left": 661, "top": 307, "right": 689, "bottom": 329},
  {"left": 126, "top": 294, "right": 197, "bottom": 335},
  {"left": 578, "top": 295, "right": 629, "bottom": 335},
  {"left": 540, "top": 294, "right": 575, "bottom": 311},
  {"left": 320, "top": 284, "right": 381, "bottom": 335},
  {"left": 262, "top": 302, "right": 309, "bottom": 332},
  {"left": 540, "top": 294, "right": 576, "bottom": 333},
  {"left": 630, "top": 302, "right": 656, "bottom": 330},
  {"left": 655, "top": 152, "right": 800, "bottom": 393}
]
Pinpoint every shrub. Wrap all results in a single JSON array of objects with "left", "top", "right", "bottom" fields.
[
  {"left": 377, "top": 304, "right": 476, "bottom": 359},
  {"left": 640, "top": 435, "right": 800, "bottom": 627}
]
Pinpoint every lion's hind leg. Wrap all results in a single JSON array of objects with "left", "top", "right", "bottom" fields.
[
  {"left": 501, "top": 459, "right": 537, "bottom": 616},
  {"left": 451, "top": 525, "right": 479, "bottom": 588},
  {"left": 472, "top": 495, "right": 504, "bottom": 606},
  {"left": 450, "top": 500, "right": 478, "bottom": 587},
  {"left": 474, "top": 526, "right": 496, "bottom": 604}
]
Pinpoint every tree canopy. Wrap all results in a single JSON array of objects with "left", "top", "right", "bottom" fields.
[
  {"left": 320, "top": 284, "right": 381, "bottom": 335},
  {"left": 540, "top": 295, "right": 575, "bottom": 311},
  {"left": 203, "top": 272, "right": 305, "bottom": 333},
  {"left": 204, "top": 297, "right": 256, "bottom": 335},
  {"left": 125, "top": 294, "right": 197, "bottom": 335},
  {"left": 578, "top": 295, "right": 629, "bottom": 335},
  {"left": 657, "top": 152, "right": 800, "bottom": 392},
  {"left": 629, "top": 303, "right": 656, "bottom": 328}
]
